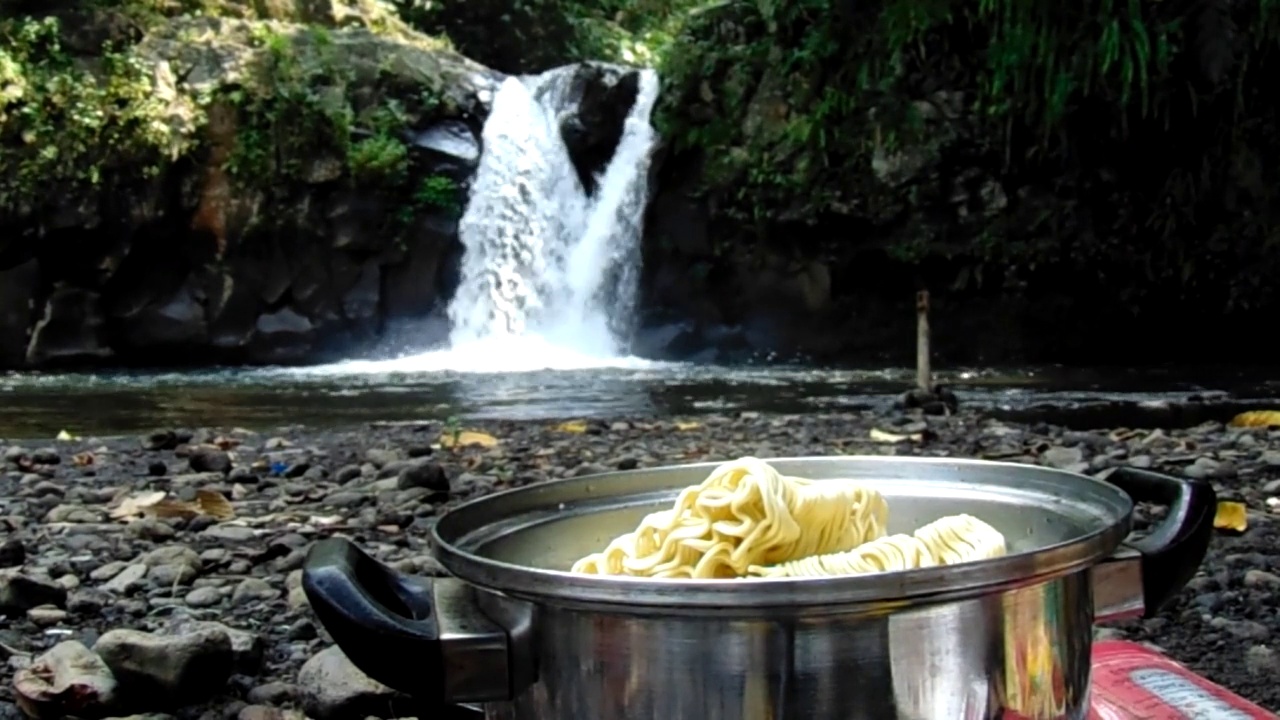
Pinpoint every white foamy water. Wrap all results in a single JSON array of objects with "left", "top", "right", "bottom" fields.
[{"left": 319, "top": 65, "right": 663, "bottom": 375}]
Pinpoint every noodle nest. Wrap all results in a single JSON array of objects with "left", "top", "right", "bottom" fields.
[{"left": 570, "top": 457, "right": 1008, "bottom": 580}]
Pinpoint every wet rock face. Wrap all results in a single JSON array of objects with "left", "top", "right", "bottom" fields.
[
  {"left": 559, "top": 64, "right": 641, "bottom": 196},
  {"left": 531, "top": 62, "right": 642, "bottom": 197}
]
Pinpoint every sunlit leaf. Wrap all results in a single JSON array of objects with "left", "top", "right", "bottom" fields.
[
  {"left": 1214, "top": 501, "right": 1248, "bottom": 533},
  {"left": 1229, "top": 411, "right": 1280, "bottom": 428},
  {"left": 440, "top": 430, "right": 499, "bottom": 448},
  {"left": 556, "top": 420, "right": 588, "bottom": 434}
]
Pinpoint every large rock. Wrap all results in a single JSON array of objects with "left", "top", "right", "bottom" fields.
[
  {"left": 0, "top": 12, "right": 500, "bottom": 368},
  {"left": 531, "top": 62, "right": 642, "bottom": 196}
]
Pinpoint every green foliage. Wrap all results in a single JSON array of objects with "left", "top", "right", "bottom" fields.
[
  {"left": 217, "top": 25, "right": 445, "bottom": 195},
  {"left": 0, "top": 16, "right": 191, "bottom": 212},
  {"left": 392, "top": 0, "right": 692, "bottom": 71},
  {"left": 413, "top": 174, "right": 460, "bottom": 212},
  {"left": 648, "top": 0, "right": 1280, "bottom": 313}
]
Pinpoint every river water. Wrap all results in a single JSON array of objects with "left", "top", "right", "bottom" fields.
[{"left": 2, "top": 361, "right": 1278, "bottom": 439}]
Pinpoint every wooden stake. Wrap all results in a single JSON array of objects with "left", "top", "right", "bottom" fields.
[{"left": 916, "top": 290, "right": 931, "bottom": 393}]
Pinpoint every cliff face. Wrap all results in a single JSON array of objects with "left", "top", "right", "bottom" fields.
[
  {"left": 636, "top": 0, "right": 1280, "bottom": 365},
  {"left": 0, "top": 1, "right": 642, "bottom": 367}
]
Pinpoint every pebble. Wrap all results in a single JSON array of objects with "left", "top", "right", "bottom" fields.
[{"left": 3, "top": 413, "right": 1280, "bottom": 716}]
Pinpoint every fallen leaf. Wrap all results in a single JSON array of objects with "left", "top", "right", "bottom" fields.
[
  {"left": 869, "top": 428, "right": 923, "bottom": 443},
  {"left": 14, "top": 640, "right": 117, "bottom": 719},
  {"left": 556, "top": 420, "right": 588, "bottom": 434},
  {"left": 108, "top": 491, "right": 168, "bottom": 521},
  {"left": 54, "top": 430, "right": 76, "bottom": 442},
  {"left": 195, "top": 490, "right": 235, "bottom": 521},
  {"left": 109, "top": 490, "right": 235, "bottom": 523},
  {"left": 1214, "top": 501, "right": 1248, "bottom": 533},
  {"left": 71, "top": 452, "right": 94, "bottom": 467},
  {"left": 439, "top": 430, "right": 498, "bottom": 449},
  {"left": 675, "top": 421, "right": 701, "bottom": 431},
  {"left": 213, "top": 435, "right": 241, "bottom": 450},
  {"left": 1229, "top": 410, "right": 1280, "bottom": 428}
]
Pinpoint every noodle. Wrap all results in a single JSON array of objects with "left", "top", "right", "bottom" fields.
[
  {"left": 571, "top": 456, "right": 889, "bottom": 578},
  {"left": 749, "top": 514, "right": 1007, "bottom": 578},
  {"left": 570, "top": 457, "right": 1008, "bottom": 581}
]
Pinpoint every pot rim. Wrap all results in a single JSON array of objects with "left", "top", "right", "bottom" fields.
[{"left": 430, "top": 456, "right": 1134, "bottom": 609}]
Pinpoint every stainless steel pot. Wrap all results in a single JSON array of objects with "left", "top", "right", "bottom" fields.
[{"left": 301, "top": 457, "right": 1215, "bottom": 720}]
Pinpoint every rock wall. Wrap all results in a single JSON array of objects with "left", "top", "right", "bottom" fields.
[
  {"left": 0, "top": 4, "right": 640, "bottom": 368},
  {"left": 635, "top": 0, "right": 1280, "bottom": 366}
]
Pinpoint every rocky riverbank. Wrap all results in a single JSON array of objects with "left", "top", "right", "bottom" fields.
[{"left": 2, "top": 410, "right": 1279, "bottom": 717}]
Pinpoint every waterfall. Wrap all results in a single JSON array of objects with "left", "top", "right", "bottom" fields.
[{"left": 442, "top": 66, "right": 662, "bottom": 368}]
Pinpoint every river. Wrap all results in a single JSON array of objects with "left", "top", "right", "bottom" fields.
[{"left": 3, "top": 360, "right": 1279, "bottom": 439}]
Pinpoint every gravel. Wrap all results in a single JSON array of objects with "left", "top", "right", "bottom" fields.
[{"left": 1, "top": 410, "right": 1278, "bottom": 718}]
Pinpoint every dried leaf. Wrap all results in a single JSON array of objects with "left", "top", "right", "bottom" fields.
[
  {"left": 555, "top": 420, "right": 588, "bottom": 434},
  {"left": 195, "top": 490, "right": 235, "bottom": 521},
  {"left": 54, "top": 430, "right": 76, "bottom": 442},
  {"left": 1229, "top": 410, "right": 1280, "bottom": 428},
  {"left": 213, "top": 435, "right": 241, "bottom": 450},
  {"left": 439, "top": 430, "right": 498, "bottom": 449},
  {"left": 674, "top": 421, "right": 701, "bottom": 431},
  {"left": 148, "top": 499, "right": 203, "bottom": 519},
  {"left": 110, "top": 490, "right": 234, "bottom": 523},
  {"left": 14, "top": 640, "right": 116, "bottom": 718},
  {"left": 1214, "top": 501, "right": 1248, "bottom": 533},
  {"left": 108, "top": 491, "right": 168, "bottom": 521},
  {"left": 71, "top": 452, "right": 94, "bottom": 467},
  {"left": 869, "top": 428, "right": 922, "bottom": 443}
]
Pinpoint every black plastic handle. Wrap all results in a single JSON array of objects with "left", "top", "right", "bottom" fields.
[
  {"left": 1105, "top": 466, "right": 1217, "bottom": 617},
  {"left": 302, "top": 537, "right": 449, "bottom": 698}
]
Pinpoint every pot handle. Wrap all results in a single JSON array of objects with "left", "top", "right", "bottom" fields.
[
  {"left": 1106, "top": 466, "right": 1217, "bottom": 616},
  {"left": 302, "top": 536, "right": 509, "bottom": 706}
]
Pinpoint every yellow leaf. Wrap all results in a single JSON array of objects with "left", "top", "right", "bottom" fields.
[
  {"left": 440, "top": 430, "right": 498, "bottom": 448},
  {"left": 675, "top": 421, "right": 701, "bottom": 431},
  {"left": 1229, "top": 410, "right": 1280, "bottom": 428},
  {"left": 556, "top": 420, "right": 588, "bottom": 434},
  {"left": 1214, "top": 501, "right": 1248, "bottom": 533},
  {"left": 55, "top": 429, "right": 76, "bottom": 441}
]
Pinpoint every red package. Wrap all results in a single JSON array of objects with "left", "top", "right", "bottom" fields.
[{"left": 1087, "top": 640, "right": 1276, "bottom": 719}]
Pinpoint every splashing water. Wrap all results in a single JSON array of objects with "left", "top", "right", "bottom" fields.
[{"left": 331, "top": 65, "right": 663, "bottom": 374}]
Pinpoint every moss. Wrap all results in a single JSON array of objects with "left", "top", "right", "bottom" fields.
[
  {"left": 0, "top": 2, "right": 466, "bottom": 220},
  {"left": 217, "top": 23, "right": 448, "bottom": 191},
  {"left": 412, "top": 174, "right": 460, "bottom": 213},
  {"left": 0, "top": 16, "right": 196, "bottom": 214}
]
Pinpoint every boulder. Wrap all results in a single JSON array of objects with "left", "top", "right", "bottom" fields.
[{"left": 0, "top": 11, "right": 500, "bottom": 368}]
